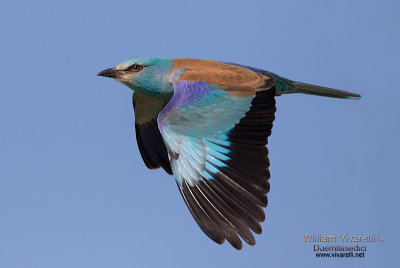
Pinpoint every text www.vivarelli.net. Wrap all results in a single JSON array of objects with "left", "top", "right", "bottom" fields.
[{"left": 315, "top": 251, "right": 365, "bottom": 258}]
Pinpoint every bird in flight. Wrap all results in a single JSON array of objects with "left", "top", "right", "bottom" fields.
[{"left": 98, "top": 58, "right": 360, "bottom": 249}]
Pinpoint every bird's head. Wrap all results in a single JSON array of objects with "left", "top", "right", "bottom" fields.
[{"left": 98, "top": 58, "right": 174, "bottom": 97}]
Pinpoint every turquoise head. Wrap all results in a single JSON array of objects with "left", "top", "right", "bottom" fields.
[{"left": 98, "top": 58, "right": 174, "bottom": 97}]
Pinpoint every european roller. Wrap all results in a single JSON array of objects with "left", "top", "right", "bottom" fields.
[{"left": 98, "top": 58, "right": 360, "bottom": 249}]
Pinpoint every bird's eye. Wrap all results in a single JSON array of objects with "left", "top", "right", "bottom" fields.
[{"left": 126, "top": 64, "right": 143, "bottom": 72}]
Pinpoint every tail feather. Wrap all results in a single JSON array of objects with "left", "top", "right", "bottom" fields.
[
  {"left": 272, "top": 73, "right": 361, "bottom": 100},
  {"left": 294, "top": 82, "right": 361, "bottom": 99}
]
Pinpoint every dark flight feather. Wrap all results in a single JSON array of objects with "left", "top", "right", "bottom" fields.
[{"left": 132, "top": 94, "right": 172, "bottom": 174}]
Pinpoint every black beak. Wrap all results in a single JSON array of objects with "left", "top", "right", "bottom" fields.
[{"left": 97, "top": 68, "right": 120, "bottom": 78}]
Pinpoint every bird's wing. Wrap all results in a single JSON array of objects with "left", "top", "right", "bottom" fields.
[
  {"left": 157, "top": 79, "right": 276, "bottom": 249},
  {"left": 132, "top": 92, "right": 172, "bottom": 174}
]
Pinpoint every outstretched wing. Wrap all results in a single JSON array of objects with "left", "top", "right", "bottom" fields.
[
  {"left": 132, "top": 92, "right": 172, "bottom": 174},
  {"left": 158, "top": 79, "right": 276, "bottom": 249}
]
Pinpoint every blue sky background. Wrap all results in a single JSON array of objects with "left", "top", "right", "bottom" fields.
[{"left": 1, "top": 0, "right": 399, "bottom": 267}]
